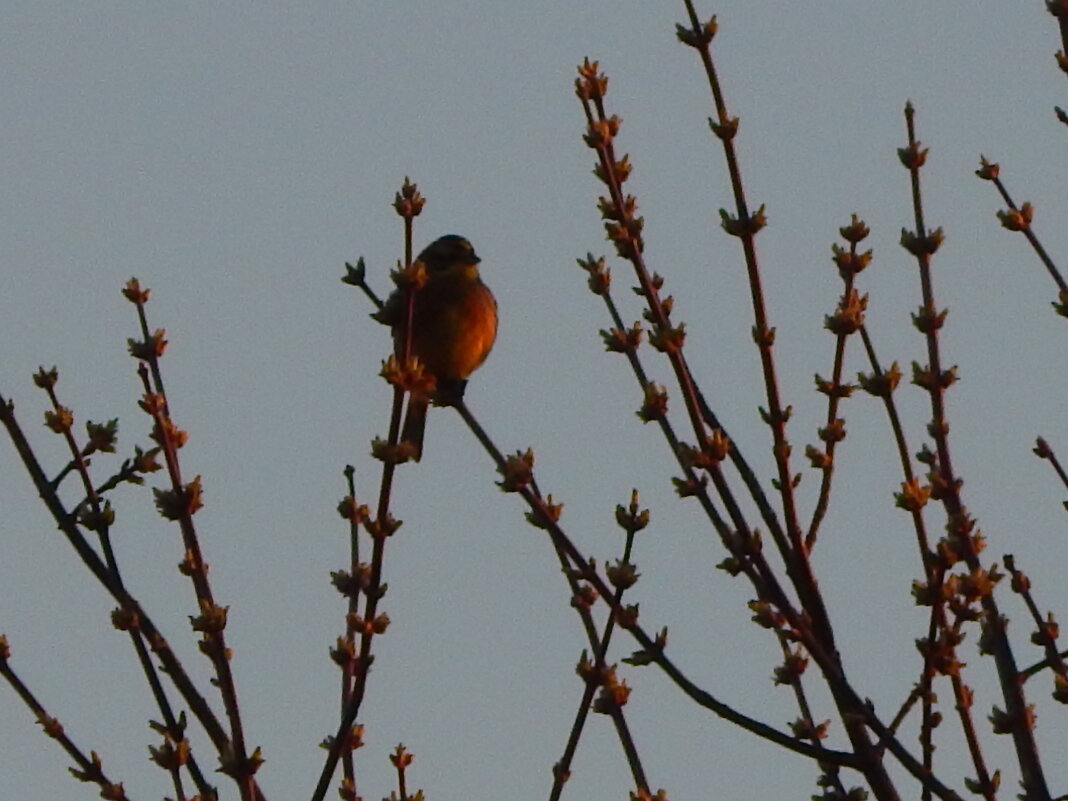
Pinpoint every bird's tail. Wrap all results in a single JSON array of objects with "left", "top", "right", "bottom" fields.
[
  {"left": 435, "top": 378, "right": 468, "bottom": 406},
  {"left": 401, "top": 395, "right": 429, "bottom": 461}
]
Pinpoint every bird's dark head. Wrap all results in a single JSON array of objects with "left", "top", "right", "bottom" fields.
[{"left": 418, "top": 235, "right": 481, "bottom": 274}]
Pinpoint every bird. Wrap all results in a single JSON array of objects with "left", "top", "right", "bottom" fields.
[{"left": 372, "top": 235, "right": 497, "bottom": 460}]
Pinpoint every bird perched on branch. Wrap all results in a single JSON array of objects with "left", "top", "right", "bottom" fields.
[{"left": 373, "top": 234, "right": 497, "bottom": 460}]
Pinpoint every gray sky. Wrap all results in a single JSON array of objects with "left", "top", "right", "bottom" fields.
[{"left": 2, "top": 3, "right": 1067, "bottom": 800}]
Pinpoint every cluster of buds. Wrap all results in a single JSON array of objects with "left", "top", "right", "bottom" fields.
[
  {"left": 831, "top": 243, "right": 872, "bottom": 281},
  {"left": 897, "top": 104, "right": 927, "bottom": 170},
  {"left": 805, "top": 419, "right": 846, "bottom": 468},
  {"left": 152, "top": 476, "right": 203, "bottom": 520},
  {"left": 390, "top": 742, "right": 414, "bottom": 771},
  {"left": 677, "top": 428, "right": 731, "bottom": 471},
  {"left": 148, "top": 717, "right": 191, "bottom": 773},
  {"left": 614, "top": 489, "right": 650, "bottom": 535},
  {"left": 975, "top": 160, "right": 1068, "bottom": 314},
  {"left": 622, "top": 626, "right": 668, "bottom": 668},
  {"left": 69, "top": 752, "right": 127, "bottom": 801},
  {"left": 975, "top": 157, "right": 1036, "bottom": 231},
  {"left": 915, "top": 629, "right": 965, "bottom": 677},
  {"left": 346, "top": 612, "right": 390, "bottom": 637},
  {"left": 575, "top": 657, "right": 632, "bottom": 714},
  {"left": 674, "top": 15, "right": 717, "bottom": 50},
  {"left": 330, "top": 563, "right": 375, "bottom": 599},
  {"left": 576, "top": 60, "right": 646, "bottom": 263},
  {"left": 218, "top": 744, "right": 264, "bottom": 783},
  {"left": 602, "top": 322, "right": 644, "bottom": 357},
  {"left": 576, "top": 253, "right": 611, "bottom": 295},
  {"left": 497, "top": 448, "right": 535, "bottom": 492},
  {"left": 824, "top": 289, "right": 868, "bottom": 336},
  {"left": 379, "top": 353, "right": 436, "bottom": 400},
  {"left": 525, "top": 494, "right": 563, "bottom": 530},
  {"left": 392, "top": 178, "right": 424, "bottom": 220},
  {"left": 934, "top": 511, "right": 986, "bottom": 573},
  {"left": 321, "top": 724, "right": 365, "bottom": 760},
  {"left": 790, "top": 716, "right": 829, "bottom": 741},
  {"left": 773, "top": 647, "right": 809, "bottom": 686},
  {"left": 856, "top": 362, "right": 902, "bottom": 398},
  {"left": 899, "top": 227, "right": 944, "bottom": 258},
  {"left": 716, "top": 528, "right": 763, "bottom": 577},
  {"left": 915, "top": 564, "right": 1003, "bottom": 626},
  {"left": 824, "top": 214, "right": 874, "bottom": 360},
  {"left": 127, "top": 328, "right": 168, "bottom": 362}
]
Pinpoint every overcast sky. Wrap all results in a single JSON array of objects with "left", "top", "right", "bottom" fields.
[{"left": 2, "top": 3, "right": 1067, "bottom": 800}]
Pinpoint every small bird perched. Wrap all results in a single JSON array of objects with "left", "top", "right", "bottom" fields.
[{"left": 372, "top": 235, "right": 497, "bottom": 460}]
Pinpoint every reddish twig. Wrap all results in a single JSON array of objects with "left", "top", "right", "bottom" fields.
[
  {"left": 975, "top": 157, "right": 1067, "bottom": 314},
  {"left": 1033, "top": 437, "right": 1068, "bottom": 505},
  {"left": 0, "top": 638, "right": 130, "bottom": 801},
  {"left": 124, "top": 282, "right": 260, "bottom": 800},
  {"left": 805, "top": 217, "right": 872, "bottom": 549},
  {"left": 899, "top": 105, "right": 1048, "bottom": 801},
  {"left": 313, "top": 179, "right": 424, "bottom": 801}
]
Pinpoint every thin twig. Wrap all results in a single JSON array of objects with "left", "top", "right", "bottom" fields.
[
  {"left": 313, "top": 180, "right": 423, "bottom": 801},
  {"left": 0, "top": 643, "right": 130, "bottom": 801},
  {"left": 901, "top": 106, "right": 1049, "bottom": 801}
]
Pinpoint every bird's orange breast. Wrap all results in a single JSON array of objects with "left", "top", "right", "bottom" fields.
[{"left": 409, "top": 276, "right": 497, "bottom": 382}]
